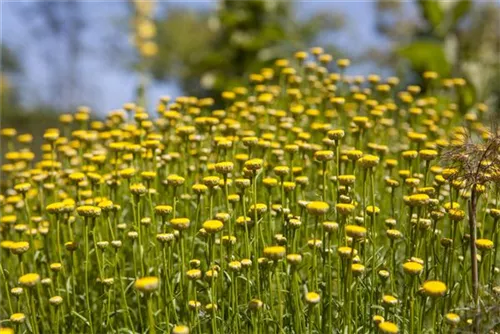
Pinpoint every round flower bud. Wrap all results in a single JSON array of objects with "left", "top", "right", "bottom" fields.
[
  {"left": 49, "top": 296, "right": 64, "bottom": 306},
  {"left": 248, "top": 299, "right": 263, "bottom": 311}
]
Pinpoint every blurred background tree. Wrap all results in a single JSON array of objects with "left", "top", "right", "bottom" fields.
[
  {"left": 1, "top": 0, "right": 498, "bottom": 123},
  {"left": 373, "top": 0, "right": 500, "bottom": 111},
  {"left": 1, "top": 44, "right": 20, "bottom": 111},
  {"left": 150, "top": 0, "right": 345, "bottom": 98}
]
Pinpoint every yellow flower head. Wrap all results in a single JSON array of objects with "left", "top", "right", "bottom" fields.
[
  {"left": 214, "top": 161, "right": 234, "bottom": 174},
  {"left": 202, "top": 220, "right": 224, "bottom": 234},
  {"left": 422, "top": 280, "right": 447, "bottom": 297},
  {"left": 403, "top": 261, "right": 423, "bottom": 275},
  {"left": 336, "top": 203, "right": 355, "bottom": 215},
  {"left": 10, "top": 241, "right": 29, "bottom": 255},
  {"left": 314, "top": 150, "right": 334, "bottom": 162},
  {"left": 18, "top": 273, "right": 40, "bottom": 287},
  {"left": 9, "top": 313, "right": 26, "bottom": 323},
  {"left": 171, "top": 218, "right": 190, "bottom": 231},
  {"left": 14, "top": 183, "right": 31, "bottom": 194},
  {"left": 305, "top": 292, "right": 321, "bottom": 305},
  {"left": 172, "top": 325, "right": 190, "bottom": 334},
  {"left": 76, "top": 205, "right": 101, "bottom": 218},
  {"left": 306, "top": 201, "right": 329, "bottom": 215},
  {"left": 407, "top": 194, "right": 430, "bottom": 207},
  {"left": 134, "top": 276, "right": 159, "bottom": 293},
  {"left": 155, "top": 205, "right": 173, "bottom": 216},
  {"left": 345, "top": 225, "right": 367, "bottom": 239},
  {"left": 445, "top": 313, "right": 460, "bottom": 326},
  {"left": 378, "top": 321, "right": 399, "bottom": 333},
  {"left": 358, "top": 155, "right": 379, "bottom": 169},
  {"left": 248, "top": 298, "right": 263, "bottom": 311},
  {"left": 476, "top": 239, "right": 494, "bottom": 251},
  {"left": 263, "top": 246, "right": 286, "bottom": 260}
]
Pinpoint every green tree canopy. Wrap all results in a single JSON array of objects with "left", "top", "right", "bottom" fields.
[{"left": 150, "top": 0, "right": 344, "bottom": 98}]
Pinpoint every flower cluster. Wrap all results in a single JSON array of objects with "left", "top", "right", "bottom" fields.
[{"left": 0, "top": 48, "right": 499, "bottom": 334}]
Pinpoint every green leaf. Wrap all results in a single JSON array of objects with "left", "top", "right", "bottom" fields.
[
  {"left": 71, "top": 311, "right": 90, "bottom": 326},
  {"left": 398, "top": 40, "right": 451, "bottom": 77},
  {"left": 451, "top": 0, "right": 472, "bottom": 26},
  {"left": 418, "top": 0, "right": 444, "bottom": 30}
]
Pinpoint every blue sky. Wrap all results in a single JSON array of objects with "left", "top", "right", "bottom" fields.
[{"left": 1, "top": 1, "right": 416, "bottom": 114}]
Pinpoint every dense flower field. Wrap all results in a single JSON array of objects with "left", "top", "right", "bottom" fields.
[{"left": 0, "top": 49, "right": 499, "bottom": 334}]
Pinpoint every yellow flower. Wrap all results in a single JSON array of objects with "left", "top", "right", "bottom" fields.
[
  {"left": 172, "top": 325, "right": 190, "bottom": 334},
  {"left": 155, "top": 205, "right": 173, "bottom": 216},
  {"left": 407, "top": 193, "right": 430, "bottom": 207},
  {"left": 49, "top": 296, "right": 63, "bottom": 306},
  {"left": 336, "top": 203, "right": 355, "bottom": 215},
  {"left": 14, "top": 183, "right": 31, "bottom": 193},
  {"left": 358, "top": 155, "right": 379, "bottom": 168},
  {"left": 171, "top": 218, "right": 190, "bottom": 231},
  {"left": 9, "top": 313, "right": 26, "bottom": 323},
  {"left": 314, "top": 150, "right": 334, "bottom": 161},
  {"left": 351, "top": 263, "right": 365, "bottom": 275},
  {"left": 248, "top": 299, "right": 263, "bottom": 311},
  {"left": 338, "top": 246, "right": 356, "bottom": 258},
  {"left": 422, "top": 280, "right": 447, "bottom": 297},
  {"left": 214, "top": 161, "right": 234, "bottom": 174},
  {"left": 134, "top": 276, "right": 159, "bottom": 293},
  {"left": 403, "top": 261, "right": 423, "bottom": 275},
  {"left": 445, "top": 313, "right": 460, "bottom": 326},
  {"left": 382, "top": 295, "right": 398, "bottom": 306},
  {"left": 186, "top": 269, "right": 202, "bottom": 280},
  {"left": 18, "top": 273, "right": 40, "bottom": 287},
  {"left": 305, "top": 292, "right": 321, "bottom": 305},
  {"left": 130, "top": 183, "right": 147, "bottom": 196},
  {"left": 10, "top": 241, "right": 29, "bottom": 255},
  {"left": 448, "top": 209, "right": 465, "bottom": 221},
  {"left": 476, "top": 239, "right": 494, "bottom": 251},
  {"left": 338, "top": 175, "right": 356, "bottom": 186},
  {"left": 76, "top": 205, "right": 101, "bottom": 218},
  {"left": 378, "top": 321, "right": 399, "bottom": 333},
  {"left": 202, "top": 220, "right": 224, "bottom": 233},
  {"left": 345, "top": 225, "right": 367, "bottom": 239},
  {"left": 263, "top": 246, "right": 286, "bottom": 260},
  {"left": 372, "top": 315, "right": 384, "bottom": 325},
  {"left": 306, "top": 201, "right": 329, "bottom": 215}
]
